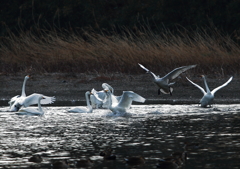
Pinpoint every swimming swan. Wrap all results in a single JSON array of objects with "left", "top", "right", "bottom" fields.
[
  {"left": 68, "top": 91, "right": 92, "bottom": 113},
  {"left": 138, "top": 64, "right": 197, "bottom": 95},
  {"left": 105, "top": 90, "right": 146, "bottom": 114},
  {"left": 16, "top": 94, "right": 45, "bottom": 116},
  {"left": 186, "top": 75, "right": 233, "bottom": 107}
]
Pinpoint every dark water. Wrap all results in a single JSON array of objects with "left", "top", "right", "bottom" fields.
[{"left": 0, "top": 104, "right": 240, "bottom": 169}]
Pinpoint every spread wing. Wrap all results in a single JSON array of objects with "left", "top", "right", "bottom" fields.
[
  {"left": 163, "top": 65, "right": 197, "bottom": 80},
  {"left": 186, "top": 77, "right": 206, "bottom": 95},
  {"left": 211, "top": 76, "right": 233, "bottom": 95},
  {"left": 138, "top": 63, "right": 159, "bottom": 79},
  {"left": 21, "top": 93, "right": 56, "bottom": 107}
]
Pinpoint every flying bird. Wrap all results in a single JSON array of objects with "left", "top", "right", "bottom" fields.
[{"left": 138, "top": 63, "right": 197, "bottom": 95}]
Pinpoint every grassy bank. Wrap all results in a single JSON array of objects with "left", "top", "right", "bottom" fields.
[{"left": 0, "top": 27, "right": 239, "bottom": 76}]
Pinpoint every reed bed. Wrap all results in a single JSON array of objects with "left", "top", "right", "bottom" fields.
[{"left": 0, "top": 27, "right": 239, "bottom": 76}]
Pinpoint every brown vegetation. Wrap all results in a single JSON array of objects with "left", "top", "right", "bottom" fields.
[{"left": 0, "top": 27, "right": 240, "bottom": 76}]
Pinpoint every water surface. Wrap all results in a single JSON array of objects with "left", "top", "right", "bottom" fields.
[{"left": 0, "top": 104, "right": 239, "bottom": 168}]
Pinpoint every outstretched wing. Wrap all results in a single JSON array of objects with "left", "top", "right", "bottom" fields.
[
  {"left": 186, "top": 77, "right": 206, "bottom": 95},
  {"left": 211, "top": 76, "right": 233, "bottom": 95},
  {"left": 138, "top": 63, "right": 159, "bottom": 79},
  {"left": 163, "top": 65, "right": 197, "bottom": 80},
  {"left": 117, "top": 91, "right": 146, "bottom": 109},
  {"left": 92, "top": 89, "right": 104, "bottom": 102},
  {"left": 22, "top": 93, "right": 56, "bottom": 107},
  {"left": 41, "top": 95, "right": 56, "bottom": 105},
  {"left": 131, "top": 92, "right": 146, "bottom": 103}
]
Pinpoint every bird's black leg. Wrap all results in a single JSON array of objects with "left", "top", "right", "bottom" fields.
[
  {"left": 158, "top": 89, "right": 161, "bottom": 95},
  {"left": 170, "top": 91, "right": 172, "bottom": 96}
]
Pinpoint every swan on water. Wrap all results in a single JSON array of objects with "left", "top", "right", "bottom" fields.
[
  {"left": 186, "top": 75, "right": 233, "bottom": 108},
  {"left": 90, "top": 83, "right": 121, "bottom": 109},
  {"left": 68, "top": 91, "right": 93, "bottom": 113},
  {"left": 90, "top": 88, "right": 105, "bottom": 109},
  {"left": 138, "top": 64, "right": 197, "bottom": 95},
  {"left": 9, "top": 75, "right": 30, "bottom": 110},
  {"left": 104, "top": 90, "right": 146, "bottom": 114},
  {"left": 9, "top": 75, "right": 56, "bottom": 112},
  {"left": 16, "top": 94, "right": 45, "bottom": 116}
]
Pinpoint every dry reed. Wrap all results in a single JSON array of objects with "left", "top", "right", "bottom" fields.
[{"left": 0, "top": 27, "right": 239, "bottom": 76}]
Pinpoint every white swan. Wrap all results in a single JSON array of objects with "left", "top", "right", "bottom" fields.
[
  {"left": 186, "top": 75, "right": 233, "bottom": 107},
  {"left": 105, "top": 90, "right": 146, "bottom": 114},
  {"left": 68, "top": 91, "right": 92, "bottom": 113},
  {"left": 9, "top": 75, "right": 30, "bottom": 110},
  {"left": 90, "top": 88, "right": 105, "bottom": 109},
  {"left": 9, "top": 75, "right": 56, "bottom": 112},
  {"left": 10, "top": 93, "right": 56, "bottom": 112},
  {"left": 16, "top": 94, "right": 45, "bottom": 116},
  {"left": 90, "top": 83, "right": 121, "bottom": 109},
  {"left": 138, "top": 64, "right": 197, "bottom": 95}
]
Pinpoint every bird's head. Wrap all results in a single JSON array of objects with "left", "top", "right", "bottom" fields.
[{"left": 26, "top": 75, "right": 31, "bottom": 79}]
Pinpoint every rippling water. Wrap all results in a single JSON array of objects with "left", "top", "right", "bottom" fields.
[{"left": 0, "top": 104, "right": 240, "bottom": 169}]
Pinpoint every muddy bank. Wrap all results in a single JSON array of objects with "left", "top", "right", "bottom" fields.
[{"left": 0, "top": 73, "right": 239, "bottom": 105}]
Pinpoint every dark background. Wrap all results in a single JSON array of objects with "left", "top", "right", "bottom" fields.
[{"left": 1, "top": 0, "right": 240, "bottom": 36}]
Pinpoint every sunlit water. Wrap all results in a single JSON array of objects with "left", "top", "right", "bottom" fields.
[{"left": 0, "top": 104, "right": 240, "bottom": 169}]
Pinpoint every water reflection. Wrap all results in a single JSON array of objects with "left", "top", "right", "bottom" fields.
[{"left": 0, "top": 104, "right": 239, "bottom": 168}]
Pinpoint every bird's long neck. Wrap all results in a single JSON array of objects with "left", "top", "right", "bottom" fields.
[
  {"left": 21, "top": 77, "right": 28, "bottom": 97},
  {"left": 203, "top": 76, "right": 211, "bottom": 93},
  {"left": 38, "top": 97, "right": 43, "bottom": 113},
  {"left": 109, "top": 86, "right": 114, "bottom": 94},
  {"left": 85, "top": 92, "right": 92, "bottom": 112},
  {"left": 85, "top": 92, "right": 90, "bottom": 107},
  {"left": 106, "top": 92, "right": 113, "bottom": 109},
  {"left": 149, "top": 71, "right": 159, "bottom": 79}
]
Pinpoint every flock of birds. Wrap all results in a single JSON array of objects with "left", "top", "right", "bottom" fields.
[
  {"left": 8, "top": 63, "right": 233, "bottom": 115},
  {"left": 5, "top": 64, "right": 231, "bottom": 169}
]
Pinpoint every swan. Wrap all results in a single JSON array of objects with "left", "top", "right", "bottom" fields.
[
  {"left": 90, "top": 83, "right": 121, "bottom": 109},
  {"left": 105, "top": 90, "right": 146, "bottom": 114},
  {"left": 9, "top": 75, "right": 30, "bottom": 110},
  {"left": 9, "top": 75, "right": 56, "bottom": 112},
  {"left": 186, "top": 75, "right": 233, "bottom": 108},
  {"left": 68, "top": 91, "right": 92, "bottom": 113},
  {"left": 10, "top": 93, "right": 56, "bottom": 112},
  {"left": 16, "top": 94, "right": 45, "bottom": 116},
  {"left": 90, "top": 88, "right": 105, "bottom": 109},
  {"left": 138, "top": 64, "right": 197, "bottom": 95}
]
